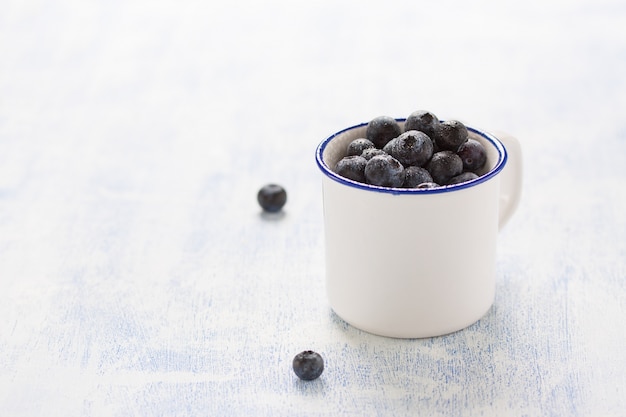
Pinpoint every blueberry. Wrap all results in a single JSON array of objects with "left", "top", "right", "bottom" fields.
[
  {"left": 403, "top": 166, "right": 433, "bottom": 188},
  {"left": 292, "top": 350, "right": 324, "bottom": 381},
  {"left": 456, "top": 138, "right": 487, "bottom": 172},
  {"left": 404, "top": 110, "right": 440, "bottom": 138},
  {"left": 346, "top": 138, "right": 375, "bottom": 157},
  {"left": 426, "top": 151, "right": 463, "bottom": 185},
  {"left": 364, "top": 154, "right": 405, "bottom": 187},
  {"left": 334, "top": 155, "right": 367, "bottom": 183},
  {"left": 416, "top": 182, "right": 440, "bottom": 189},
  {"left": 433, "top": 120, "right": 468, "bottom": 151},
  {"left": 365, "top": 116, "right": 402, "bottom": 149},
  {"left": 360, "top": 147, "right": 387, "bottom": 161},
  {"left": 382, "top": 130, "right": 433, "bottom": 167},
  {"left": 257, "top": 184, "right": 287, "bottom": 212},
  {"left": 447, "top": 171, "right": 479, "bottom": 185}
]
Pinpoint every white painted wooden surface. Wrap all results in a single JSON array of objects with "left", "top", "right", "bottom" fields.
[{"left": 1, "top": 0, "right": 625, "bottom": 415}]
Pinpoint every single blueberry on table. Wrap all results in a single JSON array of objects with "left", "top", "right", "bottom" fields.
[
  {"left": 426, "top": 151, "right": 463, "bottom": 185},
  {"left": 382, "top": 130, "right": 434, "bottom": 167},
  {"left": 334, "top": 155, "right": 367, "bottom": 183},
  {"left": 433, "top": 120, "right": 469, "bottom": 152},
  {"left": 447, "top": 171, "right": 479, "bottom": 185},
  {"left": 456, "top": 138, "right": 487, "bottom": 172},
  {"left": 404, "top": 110, "right": 440, "bottom": 138},
  {"left": 365, "top": 115, "right": 402, "bottom": 149},
  {"left": 364, "top": 154, "right": 405, "bottom": 187},
  {"left": 346, "top": 138, "right": 375, "bottom": 157},
  {"left": 257, "top": 184, "right": 287, "bottom": 212},
  {"left": 292, "top": 350, "right": 324, "bottom": 381},
  {"left": 403, "top": 166, "right": 433, "bottom": 188}
]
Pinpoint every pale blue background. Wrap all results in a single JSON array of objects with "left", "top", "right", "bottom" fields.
[{"left": 1, "top": 0, "right": 625, "bottom": 416}]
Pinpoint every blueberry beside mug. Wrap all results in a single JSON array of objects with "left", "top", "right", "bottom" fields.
[{"left": 315, "top": 119, "right": 522, "bottom": 338}]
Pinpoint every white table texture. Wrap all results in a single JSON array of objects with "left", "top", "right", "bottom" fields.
[{"left": 1, "top": 0, "right": 625, "bottom": 416}]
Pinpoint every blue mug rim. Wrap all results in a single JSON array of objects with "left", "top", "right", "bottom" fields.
[{"left": 315, "top": 119, "right": 508, "bottom": 195}]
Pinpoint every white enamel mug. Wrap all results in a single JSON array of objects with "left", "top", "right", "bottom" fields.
[{"left": 315, "top": 120, "right": 522, "bottom": 338}]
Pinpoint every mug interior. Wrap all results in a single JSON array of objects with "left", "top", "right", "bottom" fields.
[{"left": 316, "top": 119, "right": 507, "bottom": 194}]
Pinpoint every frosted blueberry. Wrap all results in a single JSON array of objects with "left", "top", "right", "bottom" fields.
[
  {"left": 447, "top": 171, "right": 479, "bottom": 185},
  {"left": 365, "top": 116, "right": 402, "bottom": 149},
  {"left": 346, "top": 138, "right": 375, "bottom": 157},
  {"left": 382, "top": 130, "right": 434, "bottom": 167},
  {"left": 456, "top": 138, "right": 487, "bottom": 172},
  {"left": 293, "top": 350, "right": 324, "bottom": 381},
  {"left": 426, "top": 151, "right": 463, "bottom": 185},
  {"left": 404, "top": 110, "right": 440, "bottom": 138},
  {"left": 334, "top": 155, "right": 367, "bottom": 183},
  {"left": 257, "top": 184, "right": 287, "bottom": 212},
  {"left": 433, "top": 120, "right": 469, "bottom": 152},
  {"left": 364, "top": 154, "right": 405, "bottom": 187},
  {"left": 403, "top": 166, "right": 433, "bottom": 188},
  {"left": 360, "top": 147, "right": 387, "bottom": 161}
]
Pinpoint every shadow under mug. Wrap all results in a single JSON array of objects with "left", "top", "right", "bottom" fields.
[{"left": 315, "top": 120, "right": 522, "bottom": 338}]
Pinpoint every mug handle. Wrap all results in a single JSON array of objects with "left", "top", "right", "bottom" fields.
[{"left": 491, "top": 130, "right": 523, "bottom": 230}]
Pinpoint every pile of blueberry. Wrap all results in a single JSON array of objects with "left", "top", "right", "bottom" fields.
[{"left": 334, "top": 110, "right": 488, "bottom": 189}]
